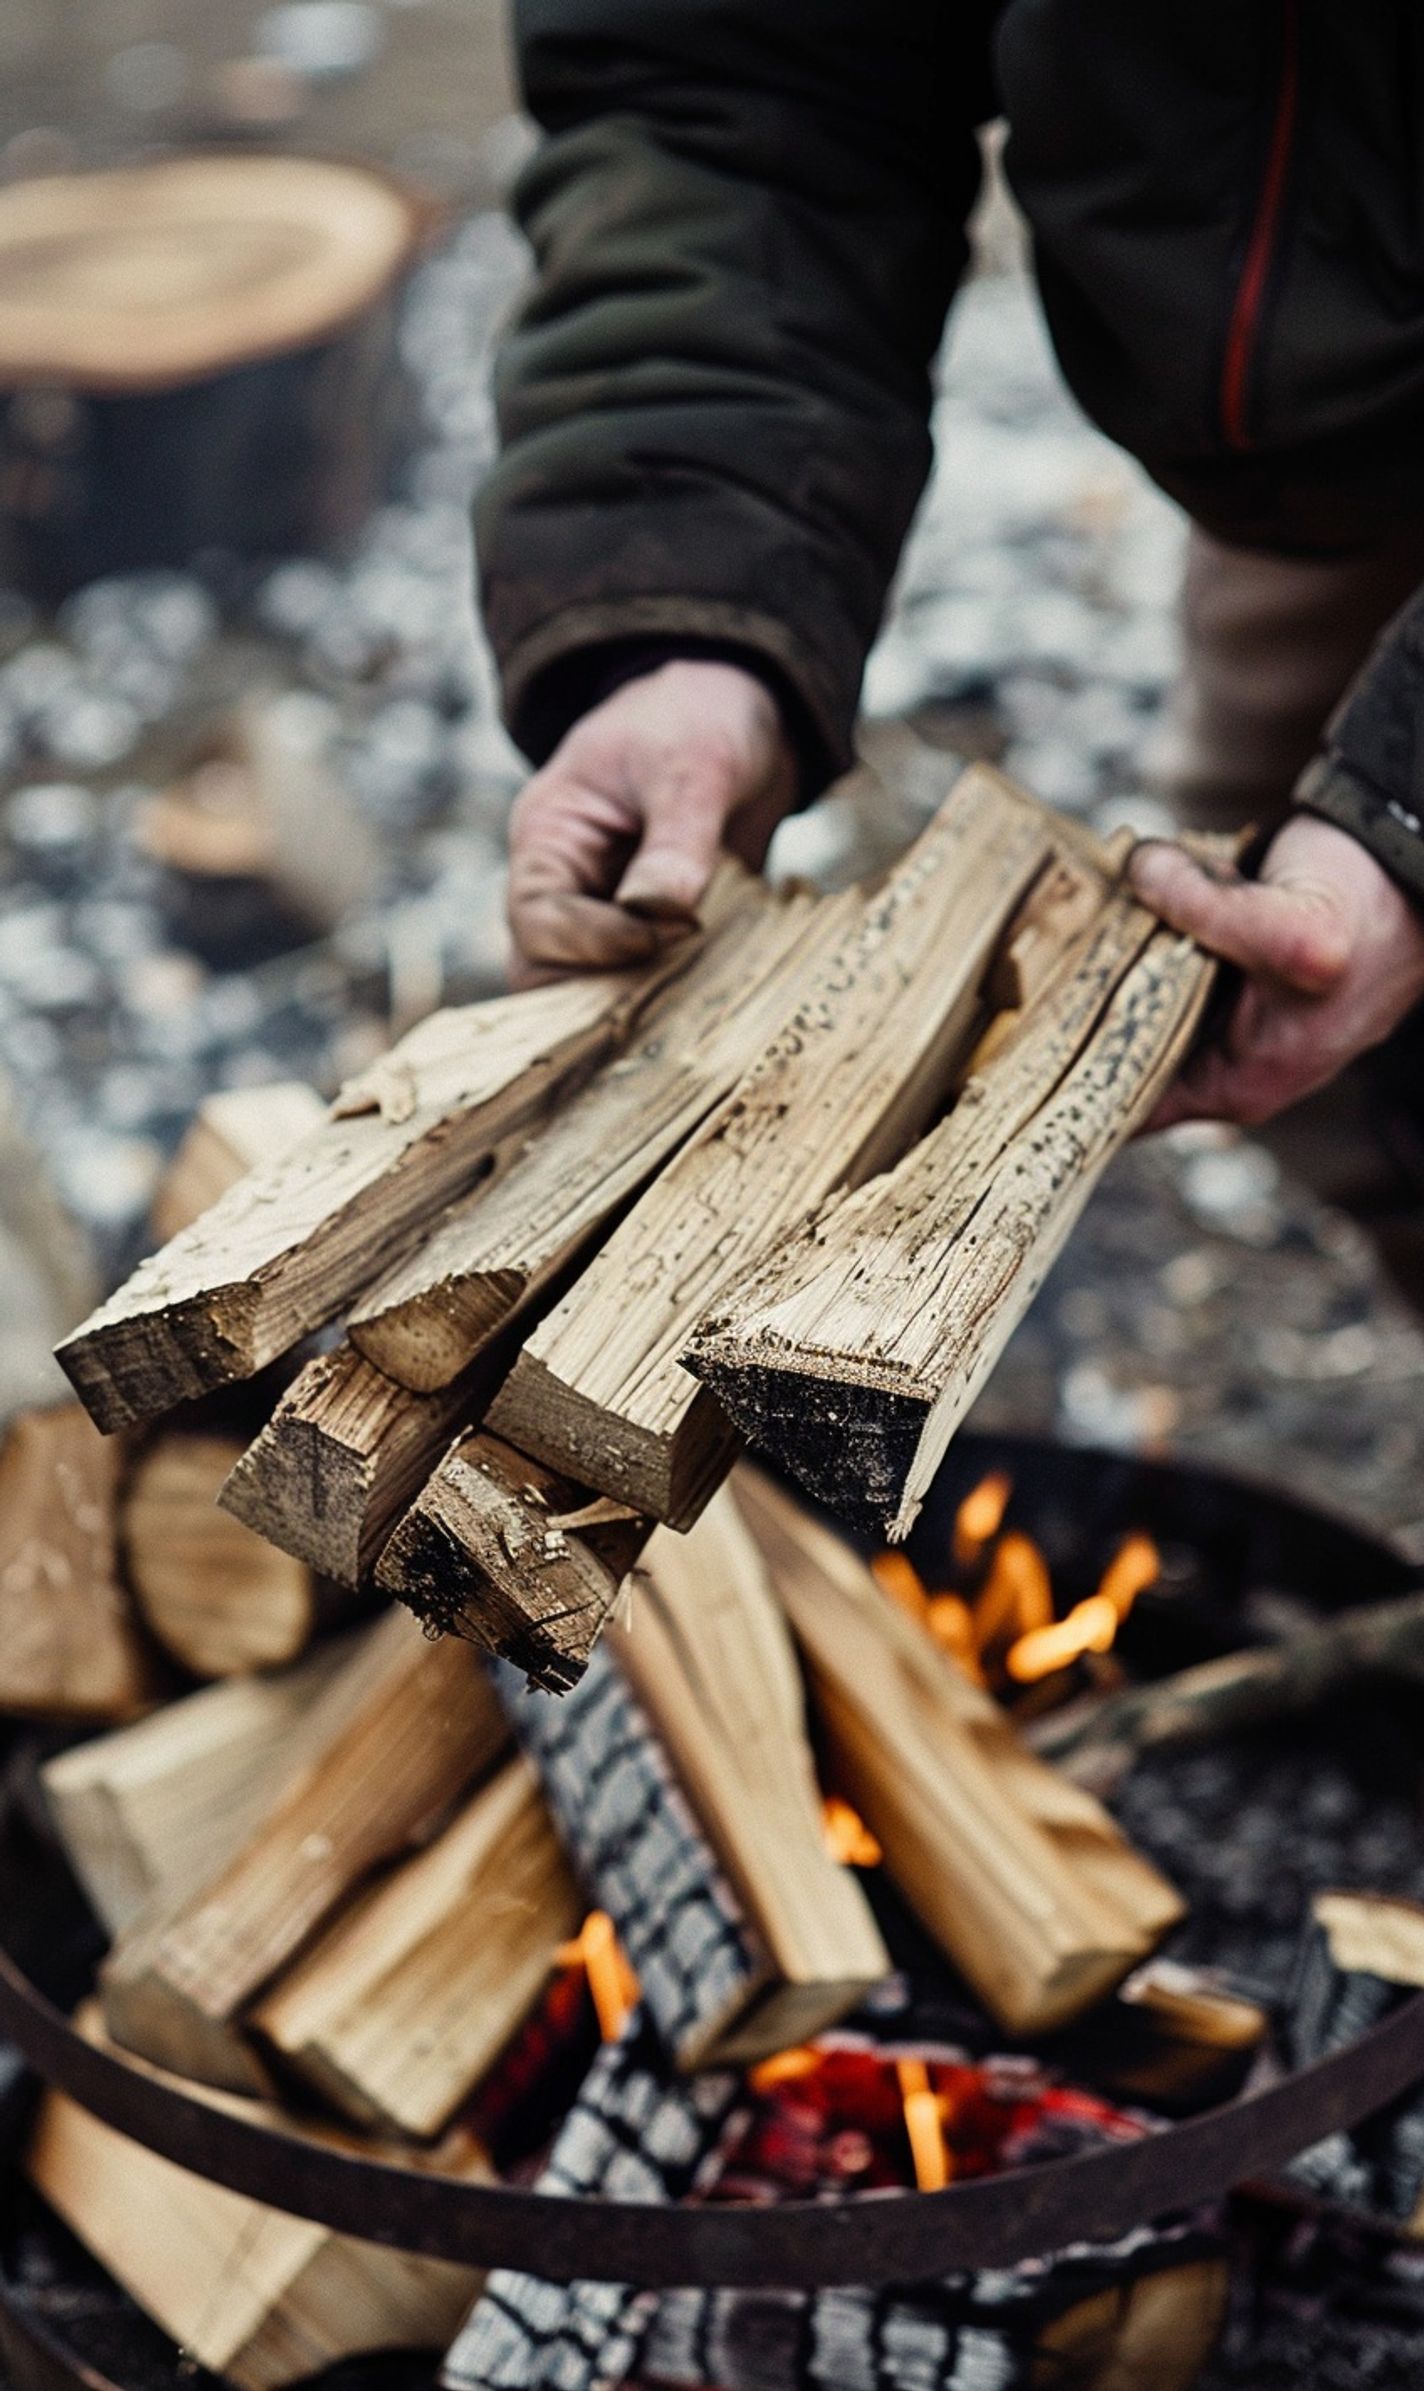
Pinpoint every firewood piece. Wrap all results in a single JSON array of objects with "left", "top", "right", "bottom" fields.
[
  {"left": 41, "top": 1638, "right": 363, "bottom": 1935},
  {"left": 499, "top": 1646, "right": 806, "bottom": 2070},
  {"left": 58, "top": 960, "right": 691, "bottom": 1435},
  {"left": 985, "top": 835, "right": 1125, "bottom": 1015},
  {"left": 378, "top": 1433, "right": 651, "bottom": 1693},
  {"left": 100, "top": 1606, "right": 511, "bottom": 2091},
  {"left": 254, "top": 1754, "right": 582, "bottom": 2138},
  {"left": 487, "top": 766, "right": 1056, "bottom": 1528},
  {"left": 611, "top": 1489, "right": 890, "bottom": 2028},
  {"left": 0, "top": 1402, "right": 158, "bottom": 1721},
  {"left": 1283, "top": 1893, "right": 1424, "bottom": 2224},
  {"left": 348, "top": 877, "right": 850, "bottom": 1391},
  {"left": 1026, "top": 1585, "right": 1424, "bottom": 1792},
  {"left": 735, "top": 1471, "right": 1182, "bottom": 2037},
  {"left": 151, "top": 1081, "right": 328, "bottom": 1244},
  {"left": 690, "top": 901, "right": 1204, "bottom": 1541},
  {"left": 28, "top": 2023, "right": 488, "bottom": 2391},
  {"left": 123, "top": 1430, "right": 356, "bottom": 1675},
  {"left": 220, "top": 1343, "right": 495, "bottom": 1586},
  {"left": 442, "top": 2013, "right": 741, "bottom": 2391},
  {"left": 1058, "top": 1959, "right": 1269, "bottom": 2115}
]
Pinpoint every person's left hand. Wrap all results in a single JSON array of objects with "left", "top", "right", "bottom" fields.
[{"left": 1128, "top": 812, "right": 1424, "bottom": 1128}]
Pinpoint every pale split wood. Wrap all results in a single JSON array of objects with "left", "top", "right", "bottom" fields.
[
  {"left": 99, "top": 1605, "right": 512, "bottom": 2092},
  {"left": 347, "top": 875, "right": 855, "bottom": 1392},
  {"left": 27, "top": 2012, "right": 489, "bottom": 2391},
  {"left": 123, "top": 1430, "right": 357, "bottom": 1674},
  {"left": 487, "top": 766, "right": 1056, "bottom": 1528},
  {"left": 151, "top": 1082, "right": 329, "bottom": 1244},
  {"left": 612, "top": 1489, "right": 890, "bottom": 2016},
  {"left": 377, "top": 1433, "right": 651, "bottom": 1694},
  {"left": 219, "top": 1341, "right": 497, "bottom": 1586},
  {"left": 254, "top": 1753, "right": 582, "bottom": 2138},
  {"left": 734, "top": 1470, "right": 1182, "bottom": 2036},
  {"left": 41, "top": 1637, "right": 364, "bottom": 1935},
  {"left": 693, "top": 917, "right": 1214, "bottom": 1538},
  {"left": 0, "top": 1403, "right": 159, "bottom": 1721},
  {"left": 58, "top": 956, "right": 694, "bottom": 1435}
]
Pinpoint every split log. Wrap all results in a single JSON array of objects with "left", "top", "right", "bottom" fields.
[
  {"left": 735, "top": 1471, "right": 1182, "bottom": 2036},
  {"left": 41, "top": 1637, "right": 362, "bottom": 1935},
  {"left": 122, "top": 1430, "right": 358, "bottom": 1674},
  {"left": 0, "top": 1402, "right": 159, "bottom": 1721},
  {"left": 1283, "top": 1893, "right": 1424, "bottom": 2225},
  {"left": 499, "top": 1645, "right": 827, "bottom": 2070},
  {"left": 100, "top": 1606, "right": 511, "bottom": 2091},
  {"left": 254, "top": 1753, "right": 582, "bottom": 2139},
  {"left": 690, "top": 899, "right": 1209, "bottom": 1540},
  {"left": 378, "top": 1433, "right": 651, "bottom": 1693},
  {"left": 347, "top": 875, "right": 850, "bottom": 1391},
  {"left": 58, "top": 957, "right": 692, "bottom": 1434},
  {"left": 1058, "top": 1958, "right": 1268, "bottom": 2115},
  {"left": 28, "top": 2013, "right": 488, "bottom": 2391},
  {"left": 487, "top": 766, "right": 1056, "bottom": 1528},
  {"left": 442, "top": 2013, "right": 741, "bottom": 2391},
  {"left": 0, "top": 157, "right": 430, "bottom": 599},
  {"left": 1026, "top": 1585, "right": 1424, "bottom": 1792},
  {"left": 151, "top": 1081, "right": 328, "bottom": 1244},
  {"left": 611, "top": 1490, "right": 890, "bottom": 2030},
  {"left": 219, "top": 1342, "right": 497, "bottom": 1586}
]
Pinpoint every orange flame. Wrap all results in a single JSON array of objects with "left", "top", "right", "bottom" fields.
[
  {"left": 896, "top": 2056, "right": 951, "bottom": 2190},
  {"left": 871, "top": 1550, "right": 930, "bottom": 1622},
  {"left": 925, "top": 1592, "right": 980, "bottom": 1673},
  {"left": 556, "top": 1910, "right": 639, "bottom": 2041},
  {"left": 973, "top": 1529, "right": 1054, "bottom": 1658},
  {"left": 748, "top": 2045, "right": 822, "bottom": 2096},
  {"left": 1004, "top": 1532, "right": 1159, "bottom": 1684},
  {"left": 952, "top": 1470, "right": 1013, "bottom": 1570},
  {"left": 1097, "top": 1531, "right": 1160, "bottom": 1620},
  {"left": 822, "top": 1795, "right": 883, "bottom": 1868}
]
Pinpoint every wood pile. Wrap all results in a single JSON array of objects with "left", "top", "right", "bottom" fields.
[{"left": 54, "top": 763, "right": 1219, "bottom": 1693}]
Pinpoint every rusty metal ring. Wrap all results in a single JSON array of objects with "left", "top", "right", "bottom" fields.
[{"left": 4, "top": 1942, "right": 1424, "bottom": 2288}]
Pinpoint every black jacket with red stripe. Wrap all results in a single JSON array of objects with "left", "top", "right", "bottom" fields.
[{"left": 478, "top": 2, "right": 1424, "bottom": 837}]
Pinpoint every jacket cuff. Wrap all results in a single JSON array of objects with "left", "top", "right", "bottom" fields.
[
  {"left": 496, "top": 598, "right": 853, "bottom": 799},
  {"left": 1294, "top": 756, "right": 1424, "bottom": 909}
]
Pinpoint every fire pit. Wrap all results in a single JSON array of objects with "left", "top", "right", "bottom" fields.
[{"left": 0, "top": 1430, "right": 1422, "bottom": 2391}]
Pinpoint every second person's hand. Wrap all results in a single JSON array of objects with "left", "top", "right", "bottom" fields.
[{"left": 506, "top": 658, "right": 798, "bottom": 983}]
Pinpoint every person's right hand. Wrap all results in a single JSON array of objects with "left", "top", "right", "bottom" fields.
[{"left": 506, "top": 658, "right": 798, "bottom": 982}]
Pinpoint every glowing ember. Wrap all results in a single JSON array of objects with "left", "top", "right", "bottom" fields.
[
  {"left": 896, "top": 2055, "right": 951, "bottom": 2190},
  {"left": 952, "top": 1469, "right": 1013, "bottom": 1569},
  {"left": 822, "top": 1795, "right": 883, "bottom": 1868},
  {"left": 870, "top": 1549, "right": 929, "bottom": 1621},
  {"left": 972, "top": 1529, "right": 1054, "bottom": 1657},
  {"left": 556, "top": 1910, "right": 639, "bottom": 2041}
]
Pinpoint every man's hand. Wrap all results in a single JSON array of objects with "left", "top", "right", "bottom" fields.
[
  {"left": 506, "top": 659, "right": 798, "bottom": 982},
  {"left": 1129, "top": 813, "right": 1424, "bottom": 1128}
]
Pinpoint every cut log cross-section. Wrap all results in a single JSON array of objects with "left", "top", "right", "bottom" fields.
[
  {"left": 347, "top": 874, "right": 853, "bottom": 1391},
  {"left": 611, "top": 1489, "right": 890, "bottom": 2034},
  {"left": 378, "top": 1432, "right": 651, "bottom": 1692},
  {"left": 57, "top": 955, "right": 696, "bottom": 1435},
  {"left": 100, "top": 1606, "right": 512, "bottom": 2092},
  {"left": 735, "top": 1470, "right": 1182, "bottom": 2036},
  {"left": 254, "top": 1752, "right": 582, "bottom": 2139},
  {"left": 692, "top": 907, "right": 1215, "bottom": 1537},
  {"left": 219, "top": 1341, "right": 498, "bottom": 1586},
  {"left": 488, "top": 766, "right": 1056, "bottom": 1528},
  {"left": 0, "top": 1402, "right": 159, "bottom": 1721}
]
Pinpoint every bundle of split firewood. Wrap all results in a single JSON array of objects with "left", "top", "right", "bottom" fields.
[{"left": 53, "top": 762, "right": 1219, "bottom": 1696}]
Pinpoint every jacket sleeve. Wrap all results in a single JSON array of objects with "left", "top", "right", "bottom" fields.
[
  {"left": 476, "top": 0, "right": 994, "bottom": 789},
  {"left": 1294, "top": 578, "right": 1424, "bottom": 909}
]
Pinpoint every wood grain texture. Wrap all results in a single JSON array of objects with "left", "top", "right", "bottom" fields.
[
  {"left": 255, "top": 1754, "right": 581, "bottom": 2138},
  {"left": 377, "top": 1433, "right": 650, "bottom": 1693},
  {"left": 736, "top": 1470, "right": 1182, "bottom": 2037},
  {"left": 100, "top": 1605, "right": 511, "bottom": 2091},
  {"left": 219, "top": 1342, "right": 495, "bottom": 1586},
  {"left": 692, "top": 913, "right": 1214, "bottom": 1538},
  {"left": 58, "top": 962, "right": 685, "bottom": 1434},
  {"left": 612, "top": 1490, "right": 890, "bottom": 2015},
  {"left": 0, "top": 1402, "right": 159, "bottom": 1720},
  {"left": 487, "top": 767, "right": 1054, "bottom": 1528},
  {"left": 41, "top": 1638, "right": 362, "bottom": 1935},
  {"left": 150, "top": 1082, "right": 329, "bottom": 1244},
  {"left": 347, "top": 876, "right": 848, "bottom": 1391}
]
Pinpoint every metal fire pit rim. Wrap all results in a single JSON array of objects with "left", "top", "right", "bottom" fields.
[{"left": 5, "top": 1944, "right": 1424, "bottom": 2289}]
